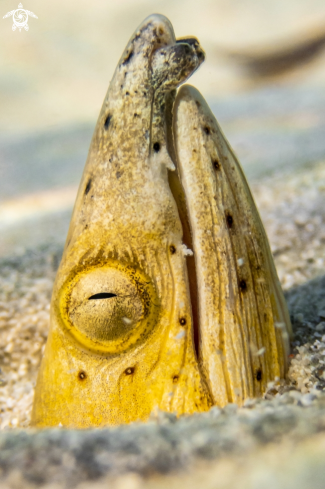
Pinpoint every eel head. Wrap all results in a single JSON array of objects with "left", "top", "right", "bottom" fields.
[{"left": 31, "top": 15, "right": 291, "bottom": 428}]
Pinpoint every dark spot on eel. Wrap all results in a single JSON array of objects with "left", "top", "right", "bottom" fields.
[
  {"left": 122, "top": 50, "right": 134, "bottom": 65},
  {"left": 256, "top": 369, "right": 262, "bottom": 381},
  {"left": 179, "top": 317, "right": 186, "bottom": 326},
  {"left": 213, "top": 159, "right": 220, "bottom": 170},
  {"left": 153, "top": 142, "right": 160, "bottom": 152},
  {"left": 85, "top": 179, "right": 92, "bottom": 195},
  {"left": 104, "top": 114, "right": 112, "bottom": 130},
  {"left": 125, "top": 367, "right": 135, "bottom": 375},
  {"left": 226, "top": 213, "right": 233, "bottom": 228},
  {"left": 78, "top": 371, "right": 87, "bottom": 381},
  {"left": 239, "top": 279, "right": 247, "bottom": 291},
  {"left": 170, "top": 245, "right": 176, "bottom": 254},
  {"left": 173, "top": 375, "right": 179, "bottom": 383},
  {"left": 204, "top": 126, "right": 210, "bottom": 135}
]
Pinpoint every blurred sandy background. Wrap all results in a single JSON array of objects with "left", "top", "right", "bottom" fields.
[{"left": 1, "top": 0, "right": 325, "bottom": 255}]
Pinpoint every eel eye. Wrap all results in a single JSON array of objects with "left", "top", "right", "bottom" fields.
[
  {"left": 88, "top": 293, "right": 117, "bottom": 300},
  {"left": 60, "top": 264, "right": 157, "bottom": 353}
]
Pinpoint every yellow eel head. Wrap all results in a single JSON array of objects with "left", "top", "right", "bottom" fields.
[{"left": 31, "top": 14, "right": 292, "bottom": 428}]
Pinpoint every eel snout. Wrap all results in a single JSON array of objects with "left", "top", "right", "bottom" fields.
[{"left": 151, "top": 37, "right": 205, "bottom": 90}]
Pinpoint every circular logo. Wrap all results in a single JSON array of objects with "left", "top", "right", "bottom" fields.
[{"left": 13, "top": 9, "right": 28, "bottom": 28}]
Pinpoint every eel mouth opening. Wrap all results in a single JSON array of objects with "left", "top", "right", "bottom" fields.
[
  {"left": 165, "top": 90, "right": 200, "bottom": 361},
  {"left": 169, "top": 169, "right": 200, "bottom": 360}
]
